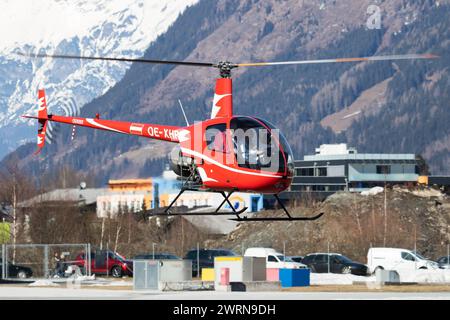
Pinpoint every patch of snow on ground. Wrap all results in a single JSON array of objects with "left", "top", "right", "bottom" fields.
[
  {"left": 311, "top": 273, "right": 375, "bottom": 285},
  {"left": 398, "top": 270, "right": 450, "bottom": 283},
  {"left": 361, "top": 186, "right": 384, "bottom": 196},
  {"left": 29, "top": 279, "right": 59, "bottom": 287},
  {"left": 92, "top": 280, "right": 132, "bottom": 286}
]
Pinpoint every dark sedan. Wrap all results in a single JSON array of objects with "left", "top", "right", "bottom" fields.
[
  {"left": 0, "top": 259, "right": 33, "bottom": 279},
  {"left": 287, "top": 256, "right": 304, "bottom": 263},
  {"left": 301, "top": 253, "right": 369, "bottom": 276},
  {"left": 133, "top": 253, "right": 181, "bottom": 260},
  {"left": 184, "top": 249, "right": 237, "bottom": 276},
  {"left": 436, "top": 256, "right": 450, "bottom": 269}
]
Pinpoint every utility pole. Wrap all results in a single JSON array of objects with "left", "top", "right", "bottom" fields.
[
  {"left": 181, "top": 217, "right": 184, "bottom": 255},
  {"left": 152, "top": 243, "right": 156, "bottom": 259},
  {"left": 127, "top": 207, "right": 131, "bottom": 244},
  {"left": 12, "top": 172, "right": 17, "bottom": 265},
  {"left": 100, "top": 217, "right": 105, "bottom": 250},
  {"left": 414, "top": 225, "right": 417, "bottom": 269},
  {"left": 383, "top": 176, "right": 387, "bottom": 247}
]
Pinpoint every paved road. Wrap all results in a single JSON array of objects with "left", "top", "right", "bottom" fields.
[{"left": 1, "top": 286, "right": 450, "bottom": 300}]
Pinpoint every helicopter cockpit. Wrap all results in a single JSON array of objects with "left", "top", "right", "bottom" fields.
[{"left": 230, "top": 116, "right": 294, "bottom": 176}]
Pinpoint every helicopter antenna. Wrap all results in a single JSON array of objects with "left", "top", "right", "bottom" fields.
[{"left": 178, "top": 99, "right": 190, "bottom": 126}]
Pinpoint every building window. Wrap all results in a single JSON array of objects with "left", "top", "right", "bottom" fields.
[
  {"left": 313, "top": 185, "right": 326, "bottom": 191},
  {"left": 298, "top": 168, "right": 314, "bottom": 176},
  {"left": 317, "top": 167, "right": 327, "bottom": 176},
  {"left": 376, "top": 165, "right": 391, "bottom": 174}
]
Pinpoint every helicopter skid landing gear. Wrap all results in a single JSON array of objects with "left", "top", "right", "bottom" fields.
[
  {"left": 150, "top": 189, "right": 324, "bottom": 222},
  {"left": 229, "top": 194, "right": 324, "bottom": 222},
  {"left": 150, "top": 189, "right": 247, "bottom": 218}
]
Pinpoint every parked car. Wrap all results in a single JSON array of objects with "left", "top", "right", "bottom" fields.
[
  {"left": 184, "top": 249, "right": 237, "bottom": 276},
  {"left": 287, "top": 256, "right": 304, "bottom": 263},
  {"left": 244, "top": 248, "right": 307, "bottom": 269},
  {"left": 0, "top": 258, "right": 33, "bottom": 279},
  {"left": 367, "top": 248, "right": 439, "bottom": 274},
  {"left": 133, "top": 253, "right": 181, "bottom": 260},
  {"left": 302, "top": 253, "right": 369, "bottom": 276},
  {"left": 436, "top": 256, "right": 450, "bottom": 269},
  {"left": 73, "top": 250, "right": 133, "bottom": 278}
]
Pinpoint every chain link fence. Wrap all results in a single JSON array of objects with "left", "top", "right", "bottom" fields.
[{"left": 1, "top": 243, "right": 91, "bottom": 280}]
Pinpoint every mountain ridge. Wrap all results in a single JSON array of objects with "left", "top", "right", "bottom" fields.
[
  {"left": 0, "top": 0, "right": 198, "bottom": 157},
  {"left": 2, "top": 0, "right": 448, "bottom": 185}
]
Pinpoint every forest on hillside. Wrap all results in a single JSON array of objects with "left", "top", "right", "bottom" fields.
[{"left": 2, "top": 0, "right": 448, "bottom": 184}]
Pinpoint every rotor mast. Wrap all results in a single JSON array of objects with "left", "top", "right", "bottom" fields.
[{"left": 213, "top": 61, "right": 238, "bottom": 78}]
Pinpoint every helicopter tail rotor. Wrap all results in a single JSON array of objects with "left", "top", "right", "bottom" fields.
[{"left": 21, "top": 89, "right": 50, "bottom": 155}]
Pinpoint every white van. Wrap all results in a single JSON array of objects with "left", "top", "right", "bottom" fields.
[
  {"left": 244, "top": 247, "right": 307, "bottom": 269},
  {"left": 367, "top": 247, "right": 439, "bottom": 274}
]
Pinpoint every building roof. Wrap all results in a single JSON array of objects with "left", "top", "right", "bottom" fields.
[
  {"left": 108, "top": 179, "right": 152, "bottom": 185},
  {"left": 304, "top": 153, "right": 417, "bottom": 161},
  {"left": 304, "top": 144, "right": 416, "bottom": 162},
  {"left": 18, "top": 188, "right": 109, "bottom": 208},
  {"left": 182, "top": 208, "right": 239, "bottom": 235}
]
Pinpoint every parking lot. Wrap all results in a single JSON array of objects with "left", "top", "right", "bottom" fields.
[
  {"left": 1, "top": 283, "right": 450, "bottom": 300},
  {"left": 2, "top": 272, "right": 450, "bottom": 300}
]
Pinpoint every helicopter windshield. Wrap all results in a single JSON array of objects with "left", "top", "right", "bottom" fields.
[
  {"left": 257, "top": 118, "right": 295, "bottom": 175},
  {"left": 230, "top": 116, "right": 294, "bottom": 174}
]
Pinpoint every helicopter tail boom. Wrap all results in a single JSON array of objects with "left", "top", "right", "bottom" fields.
[{"left": 23, "top": 89, "right": 181, "bottom": 154}]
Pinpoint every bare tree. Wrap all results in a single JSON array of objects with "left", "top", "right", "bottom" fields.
[
  {"left": 100, "top": 217, "right": 106, "bottom": 250},
  {"left": 0, "top": 159, "right": 36, "bottom": 263}
]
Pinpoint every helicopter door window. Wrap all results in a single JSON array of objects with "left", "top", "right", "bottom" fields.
[
  {"left": 205, "top": 123, "right": 228, "bottom": 153},
  {"left": 231, "top": 117, "right": 277, "bottom": 172}
]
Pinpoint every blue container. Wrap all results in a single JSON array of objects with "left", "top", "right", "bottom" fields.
[{"left": 279, "top": 268, "right": 310, "bottom": 287}]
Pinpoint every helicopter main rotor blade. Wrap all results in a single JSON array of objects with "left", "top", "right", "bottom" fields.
[
  {"left": 237, "top": 53, "right": 439, "bottom": 67},
  {"left": 17, "top": 52, "right": 215, "bottom": 68},
  {"left": 18, "top": 52, "right": 438, "bottom": 72}
]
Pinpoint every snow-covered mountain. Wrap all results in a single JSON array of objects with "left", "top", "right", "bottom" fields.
[{"left": 0, "top": 0, "right": 198, "bottom": 158}]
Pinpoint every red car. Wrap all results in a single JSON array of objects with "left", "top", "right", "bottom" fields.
[{"left": 74, "top": 250, "right": 133, "bottom": 278}]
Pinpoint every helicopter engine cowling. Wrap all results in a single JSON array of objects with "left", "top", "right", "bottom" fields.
[{"left": 169, "top": 145, "right": 194, "bottom": 177}]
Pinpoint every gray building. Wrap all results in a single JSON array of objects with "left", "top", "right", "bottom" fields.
[{"left": 282, "top": 144, "right": 422, "bottom": 199}]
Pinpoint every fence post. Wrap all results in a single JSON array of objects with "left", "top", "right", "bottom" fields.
[
  {"left": 84, "top": 244, "right": 87, "bottom": 276},
  {"left": 327, "top": 241, "right": 330, "bottom": 274},
  {"left": 5, "top": 244, "right": 8, "bottom": 278},
  {"left": 1, "top": 244, "right": 5, "bottom": 279},
  {"left": 87, "top": 243, "right": 91, "bottom": 276},
  {"left": 106, "top": 242, "right": 109, "bottom": 277},
  {"left": 44, "top": 245, "right": 49, "bottom": 278},
  {"left": 197, "top": 242, "right": 200, "bottom": 278}
]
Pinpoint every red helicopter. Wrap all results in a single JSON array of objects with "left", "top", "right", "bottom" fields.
[{"left": 22, "top": 52, "right": 437, "bottom": 221}]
